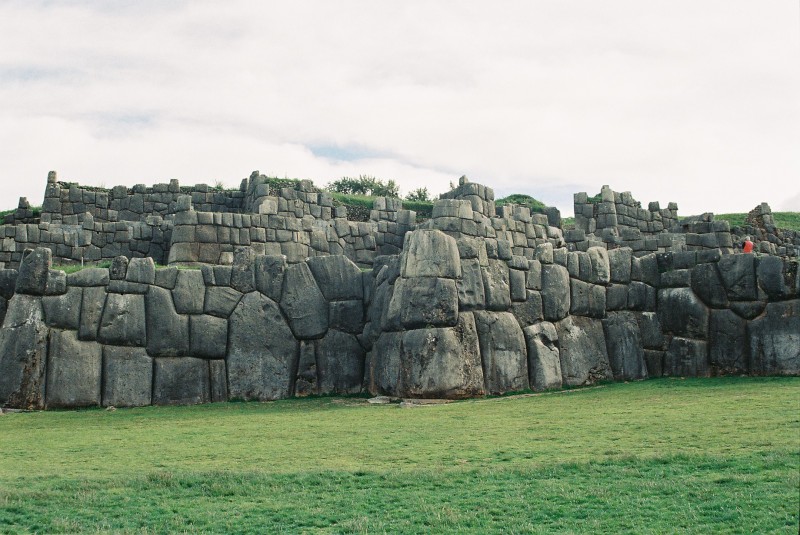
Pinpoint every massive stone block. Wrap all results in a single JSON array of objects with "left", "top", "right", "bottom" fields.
[
  {"left": 254, "top": 255, "right": 287, "bottom": 301},
  {"left": 569, "top": 280, "right": 606, "bottom": 318},
  {"left": 400, "top": 312, "right": 485, "bottom": 399},
  {"left": 587, "top": 246, "right": 610, "bottom": 285},
  {"left": 45, "top": 329, "right": 102, "bottom": 408},
  {"left": 146, "top": 286, "right": 189, "bottom": 357},
  {"left": 523, "top": 321, "right": 562, "bottom": 391},
  {"left": 664, "top": 337, "right": 709, "bottom": 377},
  {"left": 390, "top": 277, "right": 459, "bottom": 329},
  {"left": 718, "top": 254, "right": 757, "bottom": 301},
  {"left": 691, "top": 262, "right": 728, "bottom": 308},
  {"left": 657, "top": 288, "right": 709, "bottom": 338},
  {"left": 602, "top": 312, "right": 647, "bottom": 381},
  {"left": 400, "top": 229, "right": 461, "bottom": 279},
  {"left": 78, "top": 286, "right": 107, "bottom": 341},
  {"left": 708, "top": 309, "right": 748, "bottom": 374},
  {"left": 102, "top": 345, "right": 153, "bottom": 407},
  {"left": 228, "top": 292, "right": 298, "bottom": 400},
  {"left": 556, "top": 315, "right": 612, "bottom": 386},
  {"left": 481, "top": 259, "right": 511, "bottom": 311},
  {"left": 316, "top": 329, "right": 365, "bottom": 395},
  {"left": 608, "top": 247, "right": 632, "bottom": 283},
  {"left": 152, "top": 357, "right": 210, "bottom": 405},
  {"left": 511, "top": 290, "right": 544, "bottom": 327},
  {"left": 97, "top": 293, "right": 147, "bottom": 347},
  {"left": 172, "top": 269, "right": 205, "bottom": 314},
  {"left": 189, "top": 314, "right": 228, "bottom": 359},
  {"left": 474, "top": 311, "right": 528, "bottom": 394},
  {"left": 367, "top": 331, "right": 404, "bottom": 396},
  {"left": 328, "top": 300, "right": 365, "bottom": 334},
  {"left": 307, "top": 255, "right": 364, "bottom": 301},
  {"left": 66, "top": 267, "right": 109, "bottom": 287},
  {"left": 230, "top": 247, "right": 256, "bottom": 293},
  {"left": 126, "top": 257, "right": 155, "bottom": 285},
  {"left": 541, "top": 264, "right": 570, "bottom": 321},
  {"left": 0, "top": 295, "right": 48, "bottom": 409},
  {"left": 748, "top": 300, "right": 799, "bottom": 375},
  {"left": 15, "top": 248, "right": 51, "bottom": 296},
  {"left": 457, "top": 258, "right": 485, "bottom": 311},
  {"left": 204, "top": 286, "right": 243, "bottom": 318},
  {"left": 280, "top": 262, "right": 328, "bottom": 339},
  {"left": 757, "top": 256, "right": 796, "bottom": 300},
  {"left": 42, "top": 286, "right": 82, "bottom": 330}
]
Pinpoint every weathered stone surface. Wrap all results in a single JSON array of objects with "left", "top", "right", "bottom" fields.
[
  {"left": 146, "top": 286, "right": 189, "bottom": 357},
  {"left": 78, "top": 286, "right": 106, "bottom": 341},
  {"left": 482, "top": 259, "right": 511, "bottom": 311},
  {"left": 45, "top": 329, "right": 102, "bottom": 408},
  {"left": 154, "top": 266, "right": 178, "bottom": 289},
  {"left": 0, "top": 269, "right": 18, "bottom": 299},
  {"left": 523, "top": 321, "right": 562, "bottom": 391},
  {"left": 556, "top": 315, "right": 612, "bottom": 386},
  {"left": 230, "top": 247, "right": 256, "bottom": 293},
  {"left": 569, "top": 280, "right": 606, "bottom": 318},
  {"left": 204, "top": 286, "right": 243, "bottom": 318},
  {"left": 45, "top": 270, "right": 67, "bottom": 296},
  {"left": 294, "top": 341, "right": 317, "bottom": 396},
  {"left": 509, "top": 269, "right": 527, "bottom": 302},
  {"left": 254, "top": 255, "right": 287, "bottom": 301},
  {"left": 657, "top": 288, "right": 709, "bottom": 338},
  {"left": 718, "top": 254, "right": 757, "bottom": 301},
  {"left": 511, "top": 290, "right": 543, "bottom": 327},
  {"left": 644, "top": 350, "right": 664, "bottom": 377},
  {"left": 541, "top": 264, "right": 570, "bottom": 321},
  {"left": 367, "top": 331, "right": 403, "bottom": 395},
  {"left": 172, "top": 269, "right": 205, "bottom": 314},
  {"left": 400, "top": 229, "right": 461, "bottom": 279},
  {"left": 636, "top": 312, "right": 665, "bottom": 350},
  {"left": 587, "top": 246, "right": 610, "bottom": 284},
  {"left": 664, "top": 337, "right": 708, "bottom": 377},
  {"left": 606, "top": 283, "right": 628, "bottom": 311},
  {"left": 307, "top": 255, "right": 364, "bottom": 301},
  {"left": 0, "top": 295, "right": 48, "bottom": 409},
  {"left": 757, "top": 256, "right": 795, "bottom": 300},
  {"left": 457, "top": 258, "right": 485, "bottom": 310},
  {"left": 691, "top": 263, "right": 728, "bottom": 308},
  {"left": 66, "top": 268, "right": 109, "bottom": 287},
  {"left": 389, "top": 277, "right": 458, "bottom": 329},
  {"left": 97, "top": 293, "right": 147, "bottom": 346},
  {"left": 748, "top": 300, "right": 799, "bottom": 375},
  {"left": 708, "top": 309, "right": 748, "bottom": 374},
  {"left": 328, "top": 300, "right": 364, "bottom": 334},
  {"left": 280, "top": 262, "right": 328, "bottom": 339},
  {"left": 602, "top": 312, "right": 647, "bottom": 380},
  {"left": 126, "top": 257, "right": 156, "bottom": 285},
  {"left": 109, "top": 256, "right": 129, "bottom": 280},
  {"left": 400, "top": 312, "right": 485, "bottom": 398},
  {"left": 102, "top": 346, "right": 152, "bottom": 407},
  {"left": 15, "top": 248, "right": 51, "bottom": 295},
  {"left": 632, "top": 254, "right": 660, "bottom": 287},
  {"left": 608, "top": 247, "right": 632, "bottom": 283},
  {"left": 152, "top": 357, "right": 210, "bottom": 405},
  {"left": 474, "top": 311, "right": 528, "bottom": 394},
  {"left": 42, "top": 286, "right": 82, "bottom": 330},
  {"left": 316, "top": 329, "right": 364, "bottom": 395},
  {"left": 728, "top": 300, "right": 766, "bottom": 320},
  {"left": 228, "top": 292, "right": 298, "bottom": 400},
  {"left": 189, "top": 314, "right": 228, "bottom": 358},
  {"left": 209, "top": 360, "right": 228, "bottom": 402}
]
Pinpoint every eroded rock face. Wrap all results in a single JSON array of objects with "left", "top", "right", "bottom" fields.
[
  {"left": 0, "top": 295, "right": 48, "bottom": 409},
  {"left": 556, "top": 315, "right": 612, "bottom": 386},
  {"left": 474, "top": 311, "right": 528, "bottom": 394},
  {"left": 46, "top": 329, "right": 102, "bottom": 408},
  {"left": 749, "top": 300, "right": 799, "bottom": 375},
  {"left": 523, "top": 322, "right": 562, "bottom": 391},
  {"left": 602, "top": 312, "right": 647, "bottom": 381},
  {"left": 400, "top": 229, "right": 461, "bottom": 279},
  {"left": 280, "top": 263, "right": 328, "bottom": 340}
]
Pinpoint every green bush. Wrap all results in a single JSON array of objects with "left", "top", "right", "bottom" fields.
[{"left": 495, "top": 194, "right": 547, "bottom": 213}]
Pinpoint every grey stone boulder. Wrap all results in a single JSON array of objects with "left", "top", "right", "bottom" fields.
[
  {"left": 109, "top": 256, "right": 129, "bottom": 280},
  {"left": 718, "top": 254, "right": 757, "bottom": 301},
  {"left": 569, "top": 280, "right": 606, "bottom": 318},
  {"left": 280, "top": 262, "right": 328, "bottom": 339},
  {"left": 328, "top": 300, "right": 364, "bottom": 334},
  {"left": 457, "top": 258, "right": 486, "bottom": 311},
  {"left": 294, "top": 341, "right": 317, "bottom": 396},
  {"left": 541, "top": 264, "right": 570, "bottom": 321},
  {"left": 691, "top": 262, "right": 728, "bottom": 308},
  {"left": 126, "top": 257, "right": 156, "bottom": 285},
  {"left": 42, "top": 286, "right": 82, "bottom": 330},
  {"left": 204, "top": 286, "right": 243, "bottom": 318},
  {"left": 189, "top": 314, "right": 228, "bottom": 359},
  {"left": 664, "top": 337, "right": 709, "bottom": 377},
  {"left": 172, "top": 269, "right": 205, "bottom": 314},
  {"left": 757, "top": 256, "right": 795, "bottom": 300},
  {"left": 45, "top": 329, "right": 102, "bottom": 408},
  {"left": 146, "top": 286, "right": 189, "bottom": 357},
  {"left": 316, "top": 329, "right": 365, "bottom": 395},
  {"left": 307, "top": 255, "right": 364, "bottom": 301},
  {"left": 606, "top": 284, "right": 628, "bottom": 311},
  {"left": 587, "top": 246, "right": 610, "bottom": 284},
  {"left": 644, "top": 350, "right": 664, "bottom": 377},
  {"left": 366, "top": 331, "right": 403, "bottom": 396},
  {"left": 0, "top": 295, "right": 48, "bottom": 409},
  {"left": 210, "top": 360, "right": 228, "bottom": 402},
  {"left": 482, "top": 259, "right": 511, "bottom": 311},
  {"left": 227, "top": 292, "right": 298, "bottom": 401},
  {"left": 728, "top": 301, "right": 766, "bottom": 320},
  {"left": 523, "top": 321, "right": 562, "bottom": 391},
  {"left": 748, "top": 300, "right": 799, "bottom": 375},
  {"left": 0, "top": 269, "right": 18, "bottom": 299},
  {"left": 45, "top": 270, "right": 66, "bottom": 296},
  {"left": 152, "top": 357, "right": 210, "bottom": 405},
  {"left": 511, "top": 291, "right": 544, "bottom": 327},
  {"left": 636, "top": 312, "right": 665, "bottom": 350},
  {"left": 400, "top": 312, "right": 485, "bottom": 399},
  {"left": 400, "top": 229, "right": 461, "bottom": 279},
  {"left": 657, "top": 288, "right": 709, "bottom": 338},
  {"left": 230, "top": 247, "right": 256, "bottom": 293},
  {"left": 390, "top": 277, "right": 458, "bottom": 329},
  {"left": 102, "top": 346, "right": 153, "bottom": 407},
  {"left": 97, "top": 293, "right": 147, "bottom": 347},
  {"left": 709, "top": 309, "right": 748, "bottom": 374},
  {"left": 15, "top": 248, "right": 51, "bottom": 295},
  {"left": 608, "top": 248, "right": 632, "bottom": 283},
  {"left": 556, "top": 315, "right": 612, "bottom": 386},
  {"left": 602, "top": 312, "right": 647, "bottom": 381},
  {"left": 78, "top": 286, "right": 106, "bottom": 341},
  {"left": 154, "top": 266, "right": 178, "bottom": 289},
  {"left": 66, "top": 268, "right": 109, "bottom": 287},
  {"left": 474, "top": 311, "right": 529, "bottom": 394},
  {"left": 254, "top": 255, "right": 287, "bottom": 302}
]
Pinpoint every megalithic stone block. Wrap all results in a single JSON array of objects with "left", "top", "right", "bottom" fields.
[{"left": 0, "top": 294, "right": 49, "bottom": 409}]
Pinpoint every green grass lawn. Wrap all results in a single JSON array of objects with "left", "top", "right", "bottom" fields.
[{"left": 0, "top": 377, "right": 798, "bottom": 534}]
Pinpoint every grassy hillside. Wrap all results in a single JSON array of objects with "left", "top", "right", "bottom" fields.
[
  {"left": 715, "top": 212, "right": 800, "bottom": 231},
  {"left": 0, "top": 378, "right": 796, "bottom": 533}
]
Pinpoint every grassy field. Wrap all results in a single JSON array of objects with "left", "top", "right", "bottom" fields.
[{"left": 0, "top": 377, "right": 798, "bottom": 534}]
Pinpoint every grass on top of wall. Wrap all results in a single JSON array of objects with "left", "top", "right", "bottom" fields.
[
  {"left": 714, "top": 212, "right": 800, "bottom": 232},
  {"left": 0, "top": 377, "right": 797, "bottom": 534}
]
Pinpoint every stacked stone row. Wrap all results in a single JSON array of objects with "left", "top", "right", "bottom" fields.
[
  {"left": 438, "top": 176, "right": 496, "bottom": 218},
  {"left": 371, "top": 197, "right": 416, "bottom": 256},
  {"left": 677, "top": 215, "right": 735, "bottom": 252},
  {"left": 0, "top": 217, "right": 171, "bottom": 266},
  {"left": 573, "top": 185, "right": 678, "bottom": 236},
  {"left": 0, "top": 247, "right": 370, "bottom": 409}
]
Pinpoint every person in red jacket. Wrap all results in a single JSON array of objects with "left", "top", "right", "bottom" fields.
[{"left": 741, "top": 236, "right": 754, "bottom": 253}]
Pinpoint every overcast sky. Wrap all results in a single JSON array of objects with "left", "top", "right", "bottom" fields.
[{"left": 1, "top": 1, "right": 798, "bottom": 217}]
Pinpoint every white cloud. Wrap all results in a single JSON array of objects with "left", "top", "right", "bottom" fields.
[{"left": 1, "top": 0, "right": 798, "bottom": 217}]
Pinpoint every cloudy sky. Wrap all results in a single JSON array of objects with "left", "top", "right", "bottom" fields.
[{"left": 1, "top": 1, "right": 798, "bottom": 217}]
